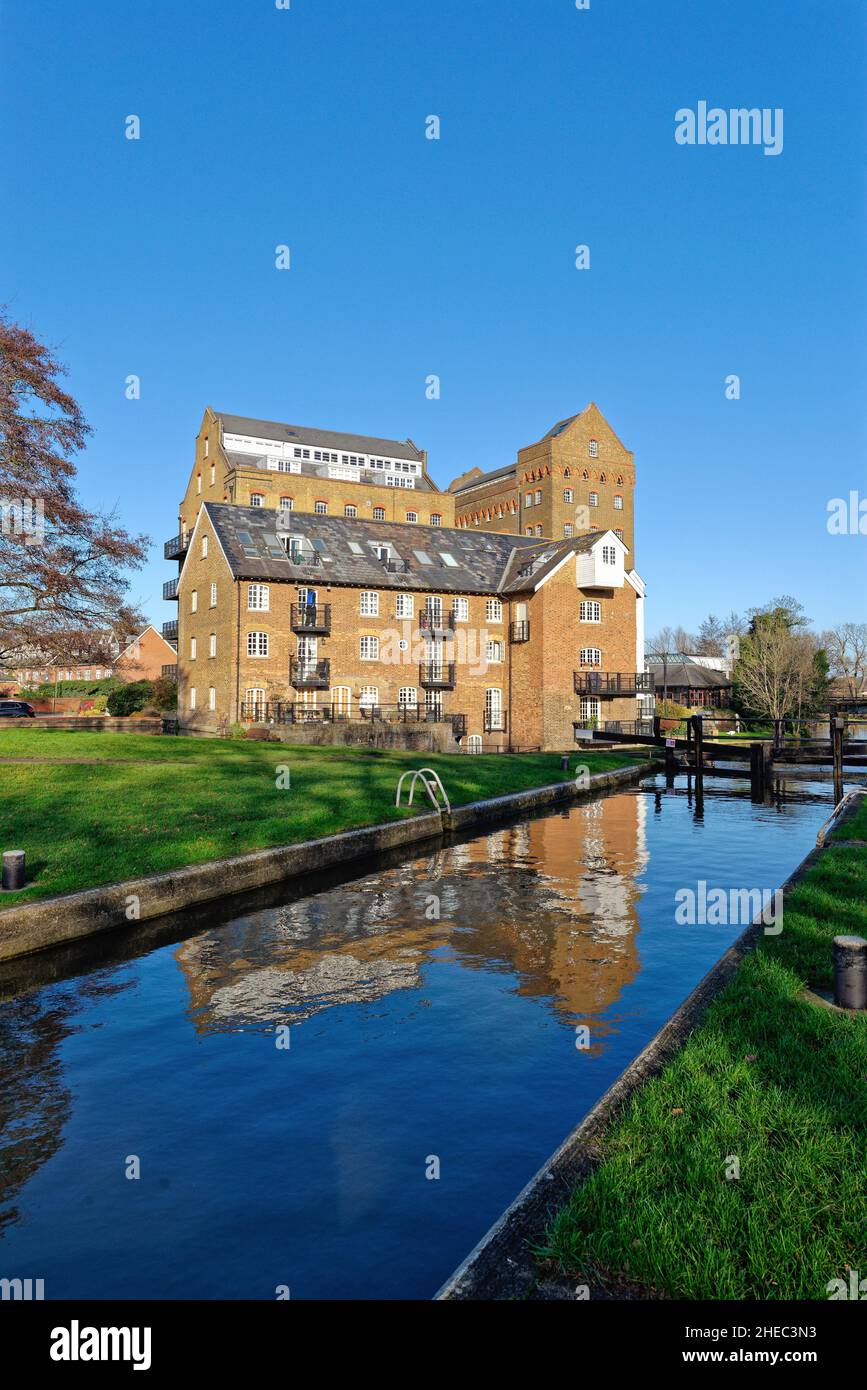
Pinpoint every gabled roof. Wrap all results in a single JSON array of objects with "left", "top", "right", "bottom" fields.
[
  {"left": 201, "top": 504, "right": 541, "bottom": 594},
  {"left": 646, "top": 659, "right": 732, "bottom": 689},
  {"left": 215, "top": 411, "right": 424, "bottom": 463}
]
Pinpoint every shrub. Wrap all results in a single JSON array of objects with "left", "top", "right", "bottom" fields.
[
  {"left": 150, "top": 676, "right": 177, "bottom": 712},
  {"left": 106, "top": 681, "right": 153, "bottom": 716}
]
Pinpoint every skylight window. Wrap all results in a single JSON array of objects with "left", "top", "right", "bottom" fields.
[
  {"left": 440, "top": 552, "right": 459, "bottom": 567},
  {"left": 413, "top": 550, "right": 432, "bottom": 565}
]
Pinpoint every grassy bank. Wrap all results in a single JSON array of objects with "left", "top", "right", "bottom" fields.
[
  {"left": 538, "top": 841, "right": 867, "bottom": 1300},
  {"left": 0, "top": 729, "right": 648, "bottom": 905}
]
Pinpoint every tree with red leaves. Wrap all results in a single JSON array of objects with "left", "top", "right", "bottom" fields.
[{"left": 0, "top": 312, "right": 148, "bottom": 666}]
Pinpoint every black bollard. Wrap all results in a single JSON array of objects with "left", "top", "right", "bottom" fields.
[
  {"left": 833, "top": 935, "right": 867, "bottom": 1010},
  {"left": 560, "top": 754, "right": 569, "bottom": 772},
  {"left": 2, "top": 850, "right": 26, "bottom": 891}
]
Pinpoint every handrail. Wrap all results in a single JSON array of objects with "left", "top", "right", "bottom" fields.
[
  {"left": 815, "top": 786, "right": 867, "bottom": 847},
  {"left": 395, "top": 767, "right": 451, "bottom": 814}
]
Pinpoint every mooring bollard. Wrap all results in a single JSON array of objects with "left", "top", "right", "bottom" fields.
[
  {"left": 833, "top": 935, "right": 867, "bottom": 1010},
  {"left": 2, "top": 850, "right": 26, "bottom": 891},
  {"left": 560, "top": 754, "right": 569, "bottom": 772}
]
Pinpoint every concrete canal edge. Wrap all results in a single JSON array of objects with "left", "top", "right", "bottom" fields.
[
  {"left": 0, "top": 758, "right": 659, "bottom": 963},
  {"left": 435, "top": 794, "right": 864, "bottom": 1302}
]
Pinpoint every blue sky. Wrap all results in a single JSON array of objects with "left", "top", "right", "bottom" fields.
[{"left": 2, "top": 0, "right": 865, "bottom": 636}]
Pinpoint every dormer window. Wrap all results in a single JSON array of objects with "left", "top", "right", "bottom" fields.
[{"left": 602, "top": 545, "right": 617, "bottom": 564}]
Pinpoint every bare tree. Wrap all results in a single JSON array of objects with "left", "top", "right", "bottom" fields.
[
  {"left": 735, "top": 605, "right": 827, "bottom": 722},
  {"left": 0, "top": 313, "right": 148, "bottom": 665},
  {"left": 822, "top": 622, "right": 867, "bottom": 698}
]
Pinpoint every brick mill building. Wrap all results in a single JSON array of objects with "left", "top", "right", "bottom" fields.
[{"left": 165, "top": 406, "right": 650, "bottom": 750}]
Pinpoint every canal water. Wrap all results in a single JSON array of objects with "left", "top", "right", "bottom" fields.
[{"left": 0, "top": 772, "right": 846, "bottom": 1300}]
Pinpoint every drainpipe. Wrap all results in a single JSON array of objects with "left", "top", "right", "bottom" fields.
[
  {"left": 234, "top": 582, "right": 241, "bottom": 723},
  {"left": 507, "top": 598, "right": 513, "bottom": 753}
]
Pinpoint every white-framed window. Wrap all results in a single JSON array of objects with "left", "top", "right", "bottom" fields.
[
  {"left": 196, "top": 475, "right": 202, "bottom": 494},
  {"left": 614, "top": 494, "right": 623, "bottom": 510},
  {"left": 398, "top": 686, "right": 418, "bottom": 708},
  {"left": 580, "top": 695, "right": 601, "bottom": 722},
  {"left": 248, "top": 583, "right": 270, "bottom": 610},
  {"left": 452, "top": 597, "right": 469, "bottom": 621},
  {"left": 564, "top": 523, "right": 573, "bottom": 537},
  {"left": 210, "top": 463, "right": 215, "bottom": 485},
  {"left": 360, "top": 591, "right": 379, "bottom": 616},
  {"left": 331, "top": 686, "right": 351, "bottom": 718},
  {"left": 535, "top": 489, "right": 542, "bottom": 505},
  {"left": 279, "top": 496, "right": 293, "bottom": 511},
  {"left": 486, "top": 639, "right": 504, "bottom": 663},
  {"left": 204, "top": 438, "right": 209, "bottom": 458},
  {"left": 589, "top": 491, "right": 598, "bottom": 507},
  {"left": 250, "top": 493, "right": 264, "bottom": 507},
  {"left": 210, "top": 582, "right": 217, "bottom": 607},
  {"left": 486, "top": 599, "right": 502, "bottom": 622},
  {"left": 395, "top": 593, "right": 414, "bottom": 619},
  {"left": 614, "top": 528, "right": 623, "bottom": 540},
  {"left": 201, "top": 535, "right": 208, "bottom": 558},
  {"left": 535, "top": 525, "right": 543, "bottom": 536},
  {"left": 359, "top": 685, "right": 379, "bottom": 707},
  {"left": 430, "top": 513, "right": 442, "bottom": 527},
  {"left": 485, "top": 687, "right": 504, "bottom": 730},
  {"left": 191, "top": 589, "right": 198, "bottom": 613},
  {"left": 190, "top": 687, "right": 197, "bottom": 709},
  {"left": 247, "top": 631, "right": 269, "bottom": 657},
  {"left": 525, "top": 526, "right": 533, "bottom": 536},
  {"left": 580, "top": 600, "right": 602, "bottom": 622},
  {"left": 360, "top": 635, "right": 379, "bottom": 660},
  {"left": 315, "top": 500, "right": 327, "bottom": 515},
  {"left": 580, "top": 647, "right": 602, "bottom": 666},
  {"left": 406, "top": 511, "right": 418, "bottom": 523},
  {"left": 245, "top": 687, "right": 266, "bottom": 719},
  {"left": 564, "top": 488, "right": 573, "bottom": 503},
  {"left": 208, "top": 687, "right": 216, "bottom": 711},
  {"left": 467, "top": 734, "right": 483, "bottom": 754},
  {"left": 589, "top": 439, "right": 599, "bottom": 457},
  {"left": 373, "top": 506, "right": 385, "bottom": 520},
  {"left": 344, "top": 504, "right": 357, "bottom": 517},
  {"left": 209, "top": 633, "right": 217, "bottom": 658},
  {"left": 525, "top": 492, "right": 533, "bottom": 507},
  {"left": 602, "top": 545, "right": 617, "bottom": 564}
]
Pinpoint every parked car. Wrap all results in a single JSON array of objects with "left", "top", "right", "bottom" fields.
[{"left": 0, "top": 700, "right": 36, "bottom": 718}]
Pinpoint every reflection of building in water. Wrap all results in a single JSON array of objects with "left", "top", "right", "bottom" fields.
[{"left": 175, "top": 793, "right": 647, "bottom": 1034}]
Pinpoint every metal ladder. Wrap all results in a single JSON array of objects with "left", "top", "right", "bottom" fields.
[{"left": 395, "top": 767, "right": 451, "bottom": 814}]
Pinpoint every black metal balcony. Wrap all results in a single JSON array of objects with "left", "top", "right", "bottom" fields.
[
  {"left": 451, "top": 713, "right": 468, "bottom": 739},
  {"left": 164, "top": 533, "right": 189, "bottom": 561},
  {"left": 419, "top": 662, "right": 456, "bottom": 689},
  {"left": 290, "top": 657, "right": 330, "bottom": 689},
  {"left": 418, "top": 609, "right": 456, "bottom": 635},
  {"left": 162, "top": 620, "right": 178, "bottom": 644},
  {"left": 510, "top": 620, "right": 530, "bottom": 643},
  {"left": 573, "top": 671, "right": 655, "bottom": 697},
  {"left": 290, "top": 603, "right": 331, "bottom": 634},
  {"left": 162, "top": 577, "right": 179, "bottom": 601},
  {"left": 383, "top": 557, "right": 409, "bottom": 574},
  {"left": 240, "top": 699, "right": 464, "bottom": 728},
  {"left": 484, "top": 709, "right": 508, "bottom": 734},
  {"left": 285, "top": 542, "right": 322, "bottom": 568},
  {"left": 161, "top": 664, "right": 178, "bottom": 679}
]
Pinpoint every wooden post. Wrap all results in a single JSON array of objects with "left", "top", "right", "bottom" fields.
[
  {"left": 1, "top": 850, "right": 26, "bottom": 891},
  {"left": 833, "top": 935, "right": 867, "bottom": 1010},
  {"left": 652, "top": 715, "right": 661, "bottom": 743},
  {"left": 773, "top": 719, "right": 782, "bottom": 753},
  {"left": 693, "top": 715, "right": 704, "bottom": 776},
  {"left": 750, "top": 743, "right": 764, "bottom": 802},
  {"left": 833, "top": 716, "right": 845, "bottom": 803}
]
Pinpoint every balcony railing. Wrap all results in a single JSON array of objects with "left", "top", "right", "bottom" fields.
[
  {"left": 290, "top": 658, "right": 331, "bottom": 689},
  {"left": 419, "top": 662, "right": 456, "bottom": 689},
  {"left": 383, "top": 557, "right": 409, "bottom": 574},
  {"left": 162, "top": 577, "right": 179, "bottom": 601},
  {"left": 510, "top": 620, "right": 530, "bottom": 643},
  {"left": 161, "top": 664, "right": 178, "bottom": 679},
  {"left": 573, "top": 671, "right": 655, "bottom": 697},
  {"left": 418, "top": 609, "right": 456, "bottom": 634},
  {"left": 284, "top": 543, "right": 322, "bottom": 568},
  {"left": 164, "top": 533, "right": 189, "bottom": 561},
  {"left": 290, "top": 603, "right": 332, "bottom": 634},
  {"left": 162, "top": 620, "right": 178, "bottom": 644},
  {"left": 240, "top": 699, "right": 466, "bottom": 734},
  {"left": 484, "top": 709, "right": 508, "bottom": 734}
]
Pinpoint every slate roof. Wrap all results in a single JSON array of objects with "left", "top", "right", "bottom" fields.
[
  {"left": 647, "top": 659, "right": 733, "bottom": 690},
  {"left": 216, "top": 412, "right": 424, "bottom": 463},
  {"left": 202, "top": 503, "right": 600, "bottom": 596},
  {"left": 450, "top": 461, "right": 517, "bottom": 495}
]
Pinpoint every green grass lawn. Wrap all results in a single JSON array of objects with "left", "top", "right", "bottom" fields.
[
  {"left": 538, "top": 843, "right": 867, "bottom": 1300},
  {"left": 835, "top": 796, "right": 867, "bottom": 842},
  {"left": 0, "top": 729, "right": 647, "bottom": 905}
]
